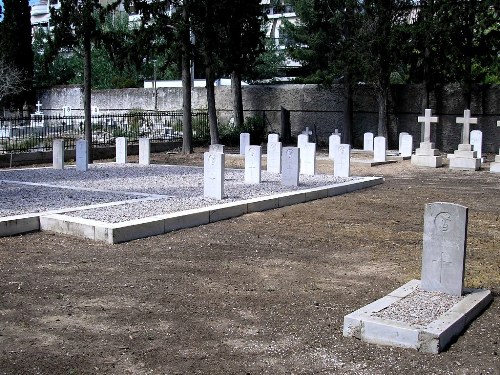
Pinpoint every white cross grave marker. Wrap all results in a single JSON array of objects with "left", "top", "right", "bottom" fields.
[
  {"left": 302, "top": 127, "right": 313, "bottom": 136},
  {"left": 418, "top": 109, "right": 439, "bottom": 143},
  {"left": 456, "top": 109, "right": 477, "bottom": 145},
  {"left": 35, "top": 101, "right": 43, "bottom": 114}
]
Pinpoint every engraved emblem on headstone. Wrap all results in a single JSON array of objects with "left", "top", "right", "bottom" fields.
[{"left": 435, "top": 212, "right": 451, "bottom": 232}]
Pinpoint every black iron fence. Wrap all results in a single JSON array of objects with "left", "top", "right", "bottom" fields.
[{"left": 0, "top": 110, "right": 210, "bottom": 154}]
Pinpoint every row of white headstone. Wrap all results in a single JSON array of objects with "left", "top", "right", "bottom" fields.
[{"left": 52, "top": 136, "right": 151, "bottom": 171}]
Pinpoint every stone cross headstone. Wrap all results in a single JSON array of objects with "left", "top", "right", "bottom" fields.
[
  {"left": 334, "top": 144, "right": 351, "bottom": 178},
  {"left": 267, "top": 141, "right": 282, "bottom": 174},
  {"left": 470, "top": 130, "right": 482, "bottom": 160},
  {"left": 139, "top": 138, "right": 150, "bottom": 165},
  {"left": 301, "top": 127, "right": 313, "bottom": 137},
  {"left": 373, "top": 136, "right": 386, "bottom": 162},
  {"left": 329, "top": 134, "right": 341, "bottom": 160},
  {"left": 421, "top": 202, "right": 468, "bottom": 296},
  {"left": 204, "top": 152, "right": 224, "bottom": 200},
  {"left": 245, "top": 145, "right": 262, "bottom": 184},
  {"left": 240, "top": 133, "right": 250, "bottom": 155},
  {"left": 35, "top": 101, "right": 43, "bottom": 114},
  {"left": 363, "top": 132, "right": 374, "bottom": 151},
  {"left": 281, "top": 147, "right": 300, "bottom": 186},
  {"left": 418, "top": 109, "right": 439, "bottom": 143},
  {"left": 398, "top": 132, "right": 409, "bottom": 154},
  {"left": 456, "top": 109, "right": 477, "bottom": 145},
  {"left": 116, "top": 137, "right": 127, "bottom": 164},
  {"left": 300, "top": 142, "right": 316, "bottom": 175},
  {"left": 209, "top": 144, "right": 225, "bottom": 153},
  {"left": 53, "top": 139, "right": 64, "bottom": 170},
  {"left": 268, "top": 133, "right": 279, "bottom": 143},
  {"left": 400, "top": 134, "right": 413, "bottom": 158},
  {"left": 76, "top": 139, "right": 88, "bottom": 171}
]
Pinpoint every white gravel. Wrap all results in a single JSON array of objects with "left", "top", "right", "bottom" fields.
[
  {"left": 373, "top": 287, "right": 463, "bottom": 326},
  {"left": 0, "top": 163, "right": 358, "bottom": 222}
]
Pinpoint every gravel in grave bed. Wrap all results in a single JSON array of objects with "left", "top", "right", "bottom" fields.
[
  {"left": 0, "top": 164, "right": 358, "bottom": 222},
  {"left": 0, "top": 181, "right": 141, "bottom": 217},
  {"left": 373, "top": 287, "right": 464, "bottom": 326}
]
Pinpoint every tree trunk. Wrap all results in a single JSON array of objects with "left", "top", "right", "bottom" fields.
[
  {"left": 231, "top": 70, "right": 244, "bottom": 128},
  {"left": 83, "top": 29, "right": 93, "bottom": 163},
  {"left": 181, "top": 4, "right": 193, "bottom": 155},
  {"left": 377, "top": 88, "right": 388, "bottom": 139},
  {"left": 205, "top": 65, "right": 219, "bottom": 145},
  {"left": 343, "top": 75, "right": 353, "bottom": 146}
]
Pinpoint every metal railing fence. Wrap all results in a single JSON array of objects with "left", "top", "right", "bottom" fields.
[{"left": 0, "top": 111, "right": 209, "bottom": 154}]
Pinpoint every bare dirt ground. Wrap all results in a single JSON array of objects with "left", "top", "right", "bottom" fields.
[{"left": 0, "top": 148, "right": 499, "bottom": 375}]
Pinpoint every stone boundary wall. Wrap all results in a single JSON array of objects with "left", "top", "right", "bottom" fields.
[{"left": 38, "top": 84, "right": 500, "bottom": 152}]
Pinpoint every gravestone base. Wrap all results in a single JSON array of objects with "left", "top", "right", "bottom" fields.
[
  {"left": 351, "top": 159, "right": 397, "bottom": 167},
  {"left": 388, "top": 155, "right": 411, "bottom": 161},
  {"left": 411, "top": 154, "right": 443, "bottom": 168},
  {"left": 449, "top": 157, "right": 481, "bottom": 171},
  {"left": 343, "top": 279, "right": 492, "bottom": 353},
  {"left": 490, "top": 155, "right": 500, "bottom": 173}
]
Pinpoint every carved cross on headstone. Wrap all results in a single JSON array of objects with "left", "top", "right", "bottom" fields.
[
  {"left": 456, "top": 109, "right": 477, "bottom": 144},
  {"left": 35, "top": 101, "right": 43, "bottom": 114},
  {"left": 418, "top": 109, "right": 439, "bottom": 143},
  {"left": 302, "top": 127, "right": 312, "bottom": 136},
  {"left": 333, "top": 128, "right": 340, "bottom": 136}
]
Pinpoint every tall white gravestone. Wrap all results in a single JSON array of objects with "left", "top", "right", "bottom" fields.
[
  {"left": 268, "top": 133, "right": 279, "bottom": 143},
  {"left": 239, "top": 133, "right": 250, "bottom": 155},
  {"left": 204, "top": 152, "right": 225, "bottom": 200},
  {"left": 76, "top": 139, "right": 88, "bottom": 172},
  {"left": 281, "top": 147, "right": 300, "bottom": 186},
  {"left": 139, "top": 138, "right": 151, "bottom": 165},
  {"left": 116, "top": 137, "right": 128, "bottom": 164},
  {"left": 400, "top": 134, "right": 413, "bottom": 158},
  {"left": 300, "top": 142, "right": 316, "bottom": 175},
  {"left": 53, "top": 139, "right": 64, "bottom": 170},
  {"left": 363, "top": 132, "right": 374, "bottom": 151},
  {"left": 334, "top": 144, "right": 351, "bottom": 178},
  {"left": 329, "top": 134, "right": 341, "bottom": 160},
  {"left": 411, "top": 109, "right": 443, "bottom": 168},
  {"left": 297, "top": 134, "right": 309, "bottom": 150},
  {"left": 449, "top": 110, "right": 480, "bottom": 171},
  {"left": 209, "top": 144, "right": 225, "bottom": 153},
  {"left": 470, "top": 130, "right": 483, "bottom": 162},
  {"left": 398, "top": 132, "right": 409, "bottom": 154},
  {"left": 421, "top": 202, "right": 468, "bottom": 296},
  {"left": 373, "top": 136, "right": 386, "bottom": 162},
  {"left": 267, "top": 141, "right": 282, "bottom": 174},
  {"left": 245, "top": 146, "right": 262, "bottom": 184}
]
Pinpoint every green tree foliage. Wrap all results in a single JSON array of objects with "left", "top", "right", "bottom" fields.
[{"left": 0, "top": 0, "right": 33, "bottom": 109}]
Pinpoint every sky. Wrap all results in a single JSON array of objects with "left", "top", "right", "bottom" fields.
[{"left": 0, "top": 0, "right": 38, "bottom": 21}]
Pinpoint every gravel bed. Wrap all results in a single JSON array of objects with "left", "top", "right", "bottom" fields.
[
  {"left": 0, "top": 181, "right": 141, "bottom": 217},
  {"left": 0, "top": 163, "right": 358, "bottom": 221},
  {"left": 373, "top": 287, "right": 464, "bottom": 326}
]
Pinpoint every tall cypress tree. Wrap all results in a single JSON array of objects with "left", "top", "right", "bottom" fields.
[{"left": 0, "top": 0, "right": 34, "bottom": 110}]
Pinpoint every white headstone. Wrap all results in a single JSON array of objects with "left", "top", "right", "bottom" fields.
[
  {"left": 400, "top": 134, "right": 413, "bottom": 158},
  {"left": 398, "top": 132, "right": 409, "bottom": 154},
  {"left": 297, "top": 134, "right": 309, "bottom": 150},
  {"left": 267, "top": 141, "right": 282, "bottom": 174},
  {"left": 421, "top": 202, "right": 468, "bottom": 296},
  {"left": 204, "top": 152, "right": 224, "bottom": 200},
  {"left": 116, "top": 137, "right": 127, "bottom": 164},
  {"left": 300, "top": 142, "right": 316, "bottom": 175},
  {"left": 139, "top": 138, "right": 150, "bottom": 165},
  {"left": 470, "top": 130, "right": 482, "bottom": 160},
  {"left": 240, "top": 133, "right": 250, "bottom": 155},
  {"left": 363, "top": 132, "right": 374, "bottom": 151},
  {"left": 62, "top": 106, "right": 72, "bottom": 117},
  {"left": 52, "top": 139, "right": 64, "bottom": 170},
  {"left": 373, "top": 136, "right": 386, "bottom": 162},
  {"left": 245, "top": 145, "right": 262, "bottom": 184},
  {"left": 268, "top": 133, "right": 279, "bottom": 143},
  {"left": 209, "top": 144, "right": 225, "bottom": 153},
  {"left": 456, "top": 109, "right": 477, "bottom": 144},
  {"left": 334, "top": 144, "right": 351, "bottom": 178},
  {"left": 329, "top": 134, "right": 341, "bottom": 160},
  {"left": 281, "top": 147, "right": 300, "bottom": 186},
  {"left": 91, "top": 106, "right": 100, "bottom": 116},
  {"left": 76, "top": 139, "right": 88, "bottom": 171}
]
